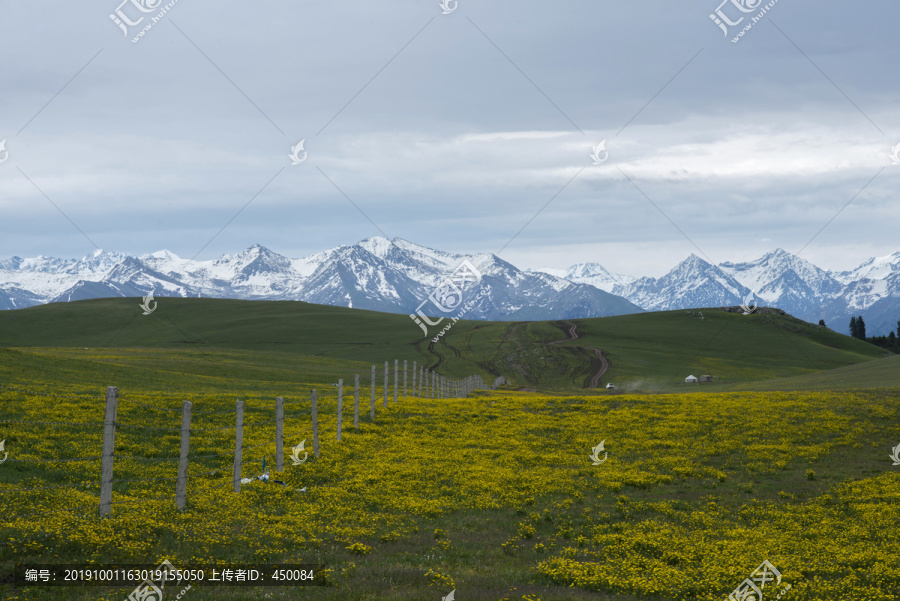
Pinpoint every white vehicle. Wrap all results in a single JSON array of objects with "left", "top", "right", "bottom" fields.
[{"left": 605, "top": 383, "right": 615, "bottom": 389}]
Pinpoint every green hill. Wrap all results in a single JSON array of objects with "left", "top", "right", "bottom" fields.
[
  {"left": 719, "top": 353, "right": 900, "bottom": 391},
  {"left": 542, "top": 307, "right": 891, "bottom": 391},
  {"left": 0, "top": 298, "right": 892, "bottom": 392}
]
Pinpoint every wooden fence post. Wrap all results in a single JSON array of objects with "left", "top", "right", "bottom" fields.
[
  {"left": 337, "top": 379, "right": 343, "bottom": 441},
  {"left": 99, "top": 386, "right": 118, "bottom": 517},
  {"left": 383, "top": 361, "right": 388, "bottom": 408},
  {"left": 276, "top": 397, "right": 283, "bottom": 473},
  {"left": 412, "top": 361, "right": 417, "bottom": 397},
  {"left": 233, "top": 399, "right": 244, "bottom": 494},
  {"left": 394, "top": 359, "right": 398, "bottom": 404},
  {"left": 354, "top": 374, "right": 360, "bottom": 429},
  {"left": 420, "top": 365, "right": 424, "bottom": 397},
  {"left": 404, "top": 359, "right": 408, "bottom": 399},
  {"left": 311, "top": 390, "right": 320, "bottom": 458},
  {"left": 369, "top": 365, "right": 375, "bottom": 420},
  {"left": 176, "top": 400, "right": 192, "bottom": 510}
]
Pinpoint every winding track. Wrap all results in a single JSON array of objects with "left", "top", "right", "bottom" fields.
[
  {"left": 425, "top": 319, "right": 609, "bottom": 390},
  {"left": 549, "top": 320, "right": 610, "bottom": 388},
  {"left": 426, "top": 337, "right": 461, "bottom": 369}
]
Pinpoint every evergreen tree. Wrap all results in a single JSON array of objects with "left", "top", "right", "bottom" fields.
[
  {"left": 850, "top": 316, "right": 858, "bottom": 338},
  {"left": 897, "top": 319, "right": 900, "bottom": 339},
  {"left": 857, "top": 316, "right": 866, "bottom": 339},
  {"left": 818, "top": 319, "right": 826, "bottom": 327}
]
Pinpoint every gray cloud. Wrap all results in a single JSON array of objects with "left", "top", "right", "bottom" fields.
[{"left": 0, "top": 0, "right": 897, "bottom": 277}]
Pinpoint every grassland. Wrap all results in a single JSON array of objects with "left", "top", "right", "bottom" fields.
[
  {"left": 0, "top": 298, "right": 893, "bottom": 391},
  {"left": 1, "top": 298, "right": 899, "bottom": 600},
  {"left": 1, "top": 367, "right": 899, "bottom": 600}
]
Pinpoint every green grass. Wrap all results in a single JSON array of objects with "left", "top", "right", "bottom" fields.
[
  {"left": 1, "top": 299, "right": 899, "bottom": 600},
  {"left": 0, "top": 298, "right": 892, "bottom": 392},
  {"left": 2, "top": 367, "right": 898, "bottom": 600},
  {"left": 719, "top": 353, "right": 900, "bottom": 391},
  {"left": 559, "top": 308, "right": 891, "bottom": 391}
]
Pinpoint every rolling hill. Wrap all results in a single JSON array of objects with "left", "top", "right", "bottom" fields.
[{"left": 0, "top": 298, "right": 893, "bottom": 392}]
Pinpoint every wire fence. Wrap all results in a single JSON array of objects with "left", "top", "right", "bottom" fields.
[{"left": 0, "top": 359, "right": 488, "bottom": 529}]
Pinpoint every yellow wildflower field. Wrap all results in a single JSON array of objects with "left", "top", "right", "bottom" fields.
[{"left": 1, "top": 383, "right": 899, "bottom": 600}]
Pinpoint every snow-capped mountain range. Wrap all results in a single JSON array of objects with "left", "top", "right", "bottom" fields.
[
  {"left": 534, "top": 248, "right": 900, "bottom": 336},
  {"left": 0, "top": 238, "right": 640, "bottom": 325},
  {"left": 1, "top": 238, "right": 897, "bottom": 336}
]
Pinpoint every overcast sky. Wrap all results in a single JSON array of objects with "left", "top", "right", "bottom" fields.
[{"left": 1, "top": 1, "right": 898, "bottom": 277}]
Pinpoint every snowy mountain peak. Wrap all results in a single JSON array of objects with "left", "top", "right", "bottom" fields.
[
  {"left": 70, "top": 249, "right": 130, "bottom": 277},
  {"left": 674, "top": 253, "right": 715, "bottom": 272},
  {"left": 221, "top": 244, "right": 281, "bottom": 263},
  {"left": 531, "top": 262, "right": 636, "bottom": 294},
  {"left": 838, "top": 251, "right": 900, "bottom": 283},
  {"left": 140, "top": 249, "right": 181, "bottom": 260},
  {"left": 358, "top": 236, "right": 396, "bottom": 259},
  {"left": 0, "top": 256, "right": 24, "bottom": 271},
  {"left": 718, "top": 248, "right": 840, "bottom": 303},
  {"left": 569, "top": 263, "right": 608, "bottom": 278},
  {"left": 243, "top": 243, "right": 275, "bottom": 256}
]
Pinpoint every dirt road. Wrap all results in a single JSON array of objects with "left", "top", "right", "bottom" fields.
[{"left": 549, "top": 320, "right": 610, "bottom": 388}]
